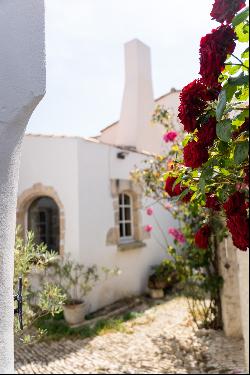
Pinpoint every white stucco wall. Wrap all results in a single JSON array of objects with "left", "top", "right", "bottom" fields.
[
  {"left": 77, "top": 139, "right": 174, "bottom": 311},
  {"left": 0, "top": 1, "right": 45, "bottom": 373},
  {"left": 99, "top": 123, "right": 118, "bottom": 145},
  {"left": 18, "top": 135, "right": 80, "bottom": 259},
  {"left": 18, "top": 135, "right": 176, "bottom": 313}
]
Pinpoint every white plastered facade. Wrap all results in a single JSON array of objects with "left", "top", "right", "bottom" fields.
[{"left": 17, "top": 40, "right": 179, "bottom": 313}]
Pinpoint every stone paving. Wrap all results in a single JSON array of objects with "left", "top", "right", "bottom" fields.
[{"left": 15, "top": 297, "right": 247, "bottom": 374}]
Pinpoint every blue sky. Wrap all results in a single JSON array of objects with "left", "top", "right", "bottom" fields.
[{"left": 27, "top": 0, "right": 219, "bottom": 137}]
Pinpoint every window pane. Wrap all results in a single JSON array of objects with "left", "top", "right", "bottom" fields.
[
  {"left": 125, "top": 207, "right": 131, "bottom": 220},
  {"left": 119, "top": 194, "right": 123, "bottom": 205},
  {"left": 119, "top": 223, "right": 124, "bottom": 237},
  {"left": 125, "top": 223, "right": 132, "bottom": 236},
  {"left": 119, "top": 207, "right": 123, "bottom": 221},
  {"left": 124, "top": 194, "right": 130, "bottom": 205},
  {"left": 39, "top": 211, "right": 46, "bottom": 222}
]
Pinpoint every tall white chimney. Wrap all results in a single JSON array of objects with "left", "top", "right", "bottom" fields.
[{"left": 115, "top": 39, "right": 161, "bottom": 153}]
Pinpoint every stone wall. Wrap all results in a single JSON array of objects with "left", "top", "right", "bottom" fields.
[{"left": 218, "top": 236, "right": 249, "bottom": 371}]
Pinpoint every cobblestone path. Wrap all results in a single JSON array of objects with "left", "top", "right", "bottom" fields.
[{"left": 15, "top": 297, "right": 247, "bottom": 374}]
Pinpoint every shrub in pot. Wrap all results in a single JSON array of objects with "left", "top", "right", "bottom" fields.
[
  {"left": 51, "top": 257, "right": 120, "bottom": 327},
  {"left": 148, "top": 259, "right": 179, "bottom": 298}
]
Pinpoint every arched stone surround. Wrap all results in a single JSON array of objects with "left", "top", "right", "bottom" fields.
[{"left": 16, "top": 183, "right": 65, "bottom": 255}]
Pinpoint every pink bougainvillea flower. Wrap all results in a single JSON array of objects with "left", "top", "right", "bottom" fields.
[
  {"left": 144, "top": 225, "right": 153, "bottom": 233},
  {"left": 163, "top": 131, "right": 178, "bottom": 143},
  {"left": 168, "top": 227, "right": 186, "bottom": 244},
  {"left": 146, "top": 207, "right": 154, "bottom": 216}
]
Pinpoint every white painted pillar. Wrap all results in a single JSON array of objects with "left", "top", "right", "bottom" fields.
[{"left": 0, "top": 1, "right": 45, "bottom": 373}]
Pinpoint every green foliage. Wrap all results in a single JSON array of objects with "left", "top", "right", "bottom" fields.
[
  {"left": 232, "top": 6, "right": 249, "bottom": 27},
  {"left": 216, "top": 120, "right": 232, "bottom": 142},
  {"left": 50, "top": 256, "right": 120, "bottom": 304},
  {"left": 234, "top": 140, "right": 249, "bottom": 164},
  {"left": 173, "top": 8, "right": 249, "bottom": 209},
  {"left": 14, "top": 228, "right": 66, "bottom": 343},
  {"left": 216, "top": 90, "right": 227, "bottom": 121}
]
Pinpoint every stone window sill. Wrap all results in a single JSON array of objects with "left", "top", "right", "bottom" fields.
[{"left": 118, "top": 240, "right": 146, "bottom": 251}]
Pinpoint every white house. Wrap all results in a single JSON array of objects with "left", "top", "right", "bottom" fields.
[{"left": 16, "top": 39, "right": 180, "bottom": 312}]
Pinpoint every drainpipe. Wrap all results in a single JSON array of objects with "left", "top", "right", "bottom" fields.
[{"left": 0, "top": 1, "right": 46, "bottom": 373}]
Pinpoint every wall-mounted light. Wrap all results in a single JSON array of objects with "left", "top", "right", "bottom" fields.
[{"left": 117, "top": 151, "right": 129, "bottom": 159}]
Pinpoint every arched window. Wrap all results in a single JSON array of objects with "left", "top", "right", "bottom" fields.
[
  {"left": 119, "top": 193, "right": 133, "bottom": 242},
  {"left": 28, "top": 196, "right": 60, "bottom": 252}
]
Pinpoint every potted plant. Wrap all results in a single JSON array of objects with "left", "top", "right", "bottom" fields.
[
  {"left": 148, "top": 259, "right": 178, "bottom": 299},
  {"left": 51, "top": 257, "right": 99, "bottom": 327}
]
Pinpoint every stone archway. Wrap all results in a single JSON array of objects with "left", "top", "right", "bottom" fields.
[{"left": 16, "top": 183, "right": 65, "bottom": 255}]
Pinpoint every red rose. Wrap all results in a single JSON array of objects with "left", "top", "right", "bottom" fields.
[
  {"left": 183, "top": 140, "right": 209, "bottom": 169},
  {"left": 182, "top": 191, "right": 193, "bottom": 203},
  {"left": 197, "top": 117, "right": 217, "bottom": 148},
  {"left": 223, "top": 191, "right": 247, "bottom": 216},
  {"left": 211, "top": 0, "right": 246, "bottom": 24},
  {"left": 178, "top": 80, "right": 219, "bottom": 133},
  {"left": 205, "top": 194, "right": 221, "bottom": 211},
  {"left": 199, "top": 25, "right": 236, "bottom": 88},
  {"left": 227, "top": 215, "right": 249, "bottom": 251},
  {"left": 165, "top": 176, "right": 182, "bottom": 197},
  {"left": 195, "top": 225, "right": 211, "bottom": 249}
]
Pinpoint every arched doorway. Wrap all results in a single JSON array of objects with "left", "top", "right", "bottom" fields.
[{"left": 28, "top": 196, "right": 60, "bottom": 252}]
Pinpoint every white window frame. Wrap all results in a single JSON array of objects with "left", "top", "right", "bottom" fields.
[{"left": 118, "top": 193, "right": 133, "bottom": 243}]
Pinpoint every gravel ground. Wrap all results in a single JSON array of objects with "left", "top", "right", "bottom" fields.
[{"left": 15, "top": 296, "right": 247, "bottom": 374}]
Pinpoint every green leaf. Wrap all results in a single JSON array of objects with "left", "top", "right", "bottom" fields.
[
  {"left": 232, "top": 6, "right": 249, "bottom": 27},
  {"left": 201, "top": 166, "right": 213, "bottom": 180},
  {"left": 242, "top": 47, "right": 249, "bottom": 58},
  {"left": 224, "top": 63, "right": 241, "bottom": 75},
  {"left": 224, "top": 83, "right": 238, "bottom": 102},
  {"left": 220, "top": 168, "right": 230, "bottom": 176},
  {"left": 228, "top": 72, "right": 249, "bottom": 86},
  {"left": 241, "top": 47, "right": 249, "bottom": 59},
  {"left": 182, "top": 134, "right": 192, "bottom": 147},
  {"left": 216, "top": 90, "right": 227, "bottom": 121},
  {"left": 198, "top": 177, "right": 206, "bottom": 194},
  {"left": 216, "top": 120, "right": 232, "bottom": 142},
  {"left": 191, "top": 170, "right": 199, "bottom": 178},
  {"left": 235, "top": 86, "right": 249, "bottom": 101},
  {"left": 234, "top": 141, "right": 249, "bottom": 164},
  {"left": 178, "top": 188, "right": 190, "bottom": 201},
  {"left": 172, "top": 175, "right": 183, "bottom": 189},
  {"left": 218, "top": 141, "right": 230, "bottom": 153},
  {"left": 235, "top": 23, "right": 249, "bottom": 43}
]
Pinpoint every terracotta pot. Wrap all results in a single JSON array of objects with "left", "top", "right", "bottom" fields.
[
  {"left": 63, "top": 301, "right": 86, "bottom": 326},
  {"left": 149, "top": 288, "right": 164, "bottom": 299}
]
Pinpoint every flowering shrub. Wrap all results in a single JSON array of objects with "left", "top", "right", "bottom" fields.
[
  {"left": 166, "top": 2, "right": 249, "bottom": 251},
  {"left": 163, "top": 130, "right": 178, "bottom": 142},
  {"left": 211, "top": 0, "right": 246, "bottom": 23},
  {"left": 168, "top": 227, "right": 186, "bottom": 244},
  {"left": 132, "top": 119, "right": 225, "bottom": 328},
  {"left": 132, "top": 4, "right": 248, "bottom": 326}
]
